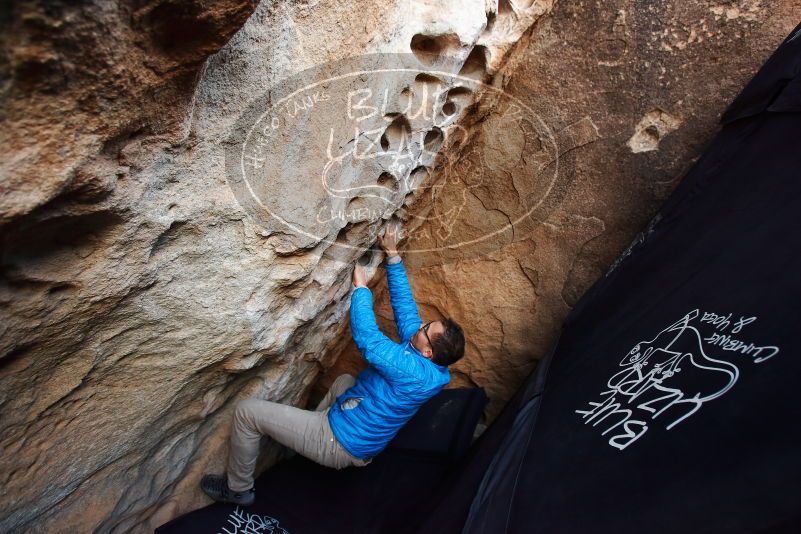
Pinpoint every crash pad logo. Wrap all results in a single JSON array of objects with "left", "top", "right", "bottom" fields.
[
  {"left": 576, "top": 309, "right": 780, "bottom": 451},
  {"left": 224, "top": 53, "right": 559, "bottom": 257},
  {"left": 218, "top": 506, "right": 288, "bottom": 534}
]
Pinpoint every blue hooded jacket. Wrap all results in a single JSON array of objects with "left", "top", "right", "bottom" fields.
[{"left": 327, "top": 258, "right": 451, "bottom": 460}]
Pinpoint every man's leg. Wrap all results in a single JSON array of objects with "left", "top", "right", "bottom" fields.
[
  {"left": 314, "top": 373, "right": 356, "bottom": 412},
  {"left": 312, "top": 374, "right": 371, "bottom": 469},
  {"left": 213, "top": 373, "right": 360, "bottom": 500},
  {"left": 226, "top": 376, "right": 357, "bottom": 492},
  {"left": 226, "top": 399, "right": 321, "bottom": 491}
]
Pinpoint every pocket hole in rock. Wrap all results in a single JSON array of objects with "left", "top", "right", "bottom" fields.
[
  {"left": 485, "top": 11, "right": 497, "bottom": 33},
  {"left": 334, "top": 220, "right": 371, "bottom": 247},
  {"left": 424, "top": 127, "right": 444, "bottom": 152},
  {"left": 357, "top": 250, "right": 371, "bottom": 266},
  {"left": 399, "top": 87, "right": 413, "bottom": 109},
  {"left": 410, "top": 33, "right": 461, "bottom": 65},
  {"left": 413, "top": 73, "right": 446, "bottom": 102},
  {"left": 447, "top": 86, "right": 473, "bottom": 104},
  {"left": 381, "top": 115, "right": 412, "bottom": 152},
  {"left": 407, "top": 165, "right": 430, "bottom": 193},
  {"left": 377, "top": 172, "right": 398, "bottom": 191},
  {"left": 346, "top": 196, "right": 373, "bottom": 222},
  {"left": 459, "top": 45, "right": 488, "bottom": 81}
]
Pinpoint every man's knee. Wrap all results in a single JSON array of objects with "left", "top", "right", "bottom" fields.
[
  {"left": 233, "top": 398, "right": 261, "bottom": 425},
  {"left": 330, "top": 374, "right": 356, "bottom": 396},
  {"left": 336, "top": 373, "right": 356, "bottom": 386}
]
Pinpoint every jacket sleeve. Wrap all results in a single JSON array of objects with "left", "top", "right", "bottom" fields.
[
  {"left": 350, "top": 286, "right": 412, "bottom": 379},
  {"left": 385, "top": 259, "right": 423, "bottom": 343}
]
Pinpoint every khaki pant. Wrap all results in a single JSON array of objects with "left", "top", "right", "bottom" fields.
[{"left": 227, "top": 374, "right": 372, "bottom": 492}]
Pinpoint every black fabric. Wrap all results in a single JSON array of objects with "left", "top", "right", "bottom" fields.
[
  {"left": 418, "top": 22, "right": 801, "bottom": 534},
  {"left": 721, "top": 23, "right": 801, "bottom": 123},
  {"left": 155, "top": 387, "right": 486, "bottom": 534},
  {"left": 389, "top": 387, "right": 488, "bottom": 461},
  {"left": 412, "top": 341, "right": 558, "bottom": 534}
]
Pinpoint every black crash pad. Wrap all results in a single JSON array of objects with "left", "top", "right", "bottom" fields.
[{"left": 156, "top": 387, "right": 487, "bottom": 534}]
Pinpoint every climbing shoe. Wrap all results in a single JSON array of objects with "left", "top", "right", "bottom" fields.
[{"left": 200, "top": 474, "right": 255, "bottom": 506}]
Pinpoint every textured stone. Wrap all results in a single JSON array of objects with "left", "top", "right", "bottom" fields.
[{"left": 1, "top": 0, "right": 799, "bottom": 532}]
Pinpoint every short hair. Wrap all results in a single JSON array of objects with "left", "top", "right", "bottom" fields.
[{"left": 430, "top": 318, "right": 465, "bottom": 366}]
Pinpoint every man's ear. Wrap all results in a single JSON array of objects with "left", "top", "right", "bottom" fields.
[{"left": 423, "top": 348, "right": 433, "bottom": 359}]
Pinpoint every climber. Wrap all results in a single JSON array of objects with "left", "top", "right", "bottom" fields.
[{"left": 200, "top": 225, "right": 466, "bottom": 506}]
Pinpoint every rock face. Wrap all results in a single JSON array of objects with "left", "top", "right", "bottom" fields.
[{"left": 1, "top": 0, "right": 798, "bottom": 532}]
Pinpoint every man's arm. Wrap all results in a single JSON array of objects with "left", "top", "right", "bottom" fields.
[
  {"left": 378, "top": 227, "right": 422, "bottom": 343},
  {"left": 385, "top": 257, "right": 422, "bottom": 343},
  {"left": 350, "top": 266, "right": 411, "bottom": 378}
]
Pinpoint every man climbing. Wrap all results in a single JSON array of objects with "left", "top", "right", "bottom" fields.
[{"left": 200, "top": 225, "right": 466, "bottom": 506}]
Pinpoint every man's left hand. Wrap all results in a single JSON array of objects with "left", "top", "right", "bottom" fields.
[{"left": 353, "top": 264, "right": 368, "bottom": 288}]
